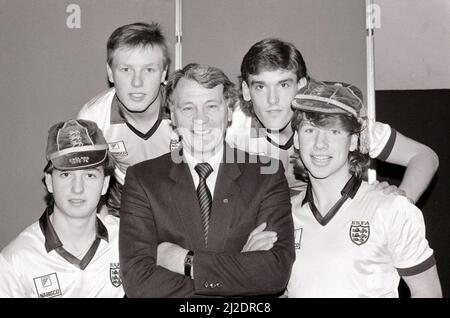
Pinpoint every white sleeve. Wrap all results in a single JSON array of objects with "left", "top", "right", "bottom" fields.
[
  {"left": 383, "top": 196, "right": 435, "bottom": 275},
  {"left": 0, "top": 254, "right": 27, "bottom": 298},
  {"left": 368, "top": 121, "right": 396, "bottom": 160}
]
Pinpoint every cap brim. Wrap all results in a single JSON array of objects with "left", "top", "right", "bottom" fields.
[{"left": 51, "top": 150, "right": 107, "bottom": 170}]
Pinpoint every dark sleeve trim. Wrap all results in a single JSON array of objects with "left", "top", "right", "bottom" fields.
[
  {"left": 376, "top": 128, "right": 397, "bottom": 161},
  {"left": 397, "top": 254, "right": 436, "bottom": 276}
]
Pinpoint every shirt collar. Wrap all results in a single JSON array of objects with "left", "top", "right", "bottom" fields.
[
  {"left": 183, "top": 144, "right": 224, "bottom": 174},
  {"left": 39, "top": 206, "right": 109, "bottom": 253}
]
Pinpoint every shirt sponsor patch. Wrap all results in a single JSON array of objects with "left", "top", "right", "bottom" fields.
[
  {"left": 33, "top": 273, "right": 62, "bottom": 298},
  {"left": 108, "top": 141, "right": 127, "bottom": 157},
  {"left": 350, "top": 221, "right": 370, "bottom": 245}
]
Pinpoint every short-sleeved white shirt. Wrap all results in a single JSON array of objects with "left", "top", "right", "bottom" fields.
[
  {"left": 0, "top": 209, "right": 124, "bottom": 298},
  {"left": 226, "top": 105, "right": 397, "bottom": 194},
  {"left": 286, "top": 180, "right": 435, "bottom": 298},
  {"left": 78, "top": 88, "right": 179, "bottom": 185}
]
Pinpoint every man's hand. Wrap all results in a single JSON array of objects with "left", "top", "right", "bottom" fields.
[
  {"left": 157, "top": 242, "right": 189, "bottom": 275},
  {"left": 373, "top": 180, "right": 406, "bottom": 196},
  {"left": 241, "top": 222, "right": 278, "bottom": 252}
]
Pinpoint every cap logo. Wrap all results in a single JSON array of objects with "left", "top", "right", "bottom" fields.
[{"left": 68, "top": 130, "right": 84, "bottom": 147}]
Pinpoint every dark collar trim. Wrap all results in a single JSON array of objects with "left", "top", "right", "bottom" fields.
[
  {"left": 249, "top": 116, "right": 294, "bottom": 149},
  {"left": 302, "top": 175, "right": 362, "bottom": 226},
  {"left": 39, "top": 206, "right": 109, "bottom": 269},
  {"left": 266, "top": 133, "right": 294, "bottom": 150}
]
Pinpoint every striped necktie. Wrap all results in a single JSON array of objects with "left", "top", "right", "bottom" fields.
[{"left": 194, "top": 163, "right": 213, "bottom": 248}]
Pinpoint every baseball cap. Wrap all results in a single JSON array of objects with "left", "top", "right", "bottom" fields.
[
  {"left": 292, "top": 80, "right": 364, "bottom": 118},
  {"left": 46, "top": 119, "right": 108, "bottom": 170}
]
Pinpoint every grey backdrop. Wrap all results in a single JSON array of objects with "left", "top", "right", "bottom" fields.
[{"left": 0, "top": 0, "right": 366, "bottom": 249}]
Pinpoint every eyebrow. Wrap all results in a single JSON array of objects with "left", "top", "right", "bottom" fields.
[
  {"left": 250, "top": 78, "right": 295, "bottom": 86},
  {"left": 118, "top": 63, "right": 159, "bottom": 67}
]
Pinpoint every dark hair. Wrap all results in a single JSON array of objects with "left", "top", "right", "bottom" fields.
[
  {"left": 107, "top": 22, "right": 170, "bottom": 69},
  {"left": 291, "top": 111, "right": 369, "bottom": 181},
  {"left": 165, "top": 63, "right": 238, "bottom": 110},
  {"left": 239, "top": 38, "right": 308, "bottom": 116}
]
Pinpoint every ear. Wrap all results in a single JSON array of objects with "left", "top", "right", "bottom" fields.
[
  {"left": 227, "top": 106, "right": 233, "bottom": 125},
  {"left": 349, "top": 134, "right": 359, "bottom": 152},
  {"left": 101, "top": 176, "right": 110, "bottom": 196},
  {"left": 106, "top": 63, "right": 114, "bottom": 84},
  {"left": 170, "top": 109, "right": 177, "bottom": 127},
  {"left": 161, "top": 67, "right": 168, "bottom": 84},
  {"left": 242, "top": 81, "right": 251, "bottom": 101},
  {"left": 45, "top": 173, "right": 54, "bottom": 194},
  {"left": 297, "top": 77, "right": 307, "bottom": 90}
]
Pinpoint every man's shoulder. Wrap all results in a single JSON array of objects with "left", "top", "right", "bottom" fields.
[
  {"left": 78, "top": 88, "right": 115, "bottom": 120},
  {"left": 1, "top": 221, "right": 42, "bottom": 261},
  {"left": 227, "top": 104, "right": 253, "bottom": 138},
  {"left": 357, "top": 182, "right": 420, "bottom": 217}
]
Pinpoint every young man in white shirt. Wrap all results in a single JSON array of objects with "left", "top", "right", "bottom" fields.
[
  {"left": 285, "top": 81, "right": 442, "bottom": 297},
  {"left": 0, "top": 119, "right": 123, "bottom": 298},
  {"left": 78, "top": 22, "right": 178, "bottom": 215}
]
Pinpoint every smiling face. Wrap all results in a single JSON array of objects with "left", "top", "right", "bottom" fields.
[
  {"left": 170, "top": 78, "right": 231, "bottom": 161},
  {"left": 242, "top": 70, "right": 305, "bottom": 130},
  {"left": 106, "top": 45, "right": 167, "bottom": 114},
  {"left": 298, "top": 118, "right": 358, "bottom": 182},
  {"left": 45, "top": 167, "right": 110, "bottom": 220}
]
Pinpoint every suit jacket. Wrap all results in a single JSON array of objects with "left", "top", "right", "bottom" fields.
[{"left": 119, "top": 144, "right": 295, "bottom": 297}]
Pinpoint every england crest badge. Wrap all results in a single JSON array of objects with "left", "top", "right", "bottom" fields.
[
  {"left": 349, "top": 221, "right": 370, "bottom": 245},
  {"left": 110, "top": 263, "right": 122, "bottom": 287}
]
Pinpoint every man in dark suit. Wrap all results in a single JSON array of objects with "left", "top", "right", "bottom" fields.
[{"left": 119, "top": 63, "right": 295, "bottom": 297}]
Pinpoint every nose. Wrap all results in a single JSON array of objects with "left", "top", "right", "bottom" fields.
[
  {"left": 131, "top": 71, "right": 143, "bottom": 88},
  {"left": 193, "top": 108, "right": 209, "bottom": 125},
  {"left": 314, "top": 131, "right": 329, "bottom": 150},
  {"left": 71, "top": 175, "right": 84, "bottom": 194},
  {"left": 268, "top": 87, "right": 279, "bottom": 105}
]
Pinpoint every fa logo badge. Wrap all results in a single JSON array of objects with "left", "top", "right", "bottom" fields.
[
  {"left": 33, "top": 273, "right": 62, "bottom": 298},
  {"left": 170, "top": 138, "right": 181, "bottom": 151},
  {"left": 110, "top": 263, "right": 122, "bottom": 288},
  {"left": 294, "top": 228, "right": 303, "bottom": 249},
  {"left": 350, "top": 221, "right": 370, "bottom": 245}
]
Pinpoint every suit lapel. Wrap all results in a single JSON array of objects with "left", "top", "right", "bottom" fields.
[
  {"left": 208, "top": 147, "right": 242, "bottom": 251},
  {"left": 169, "top": 159, "right": 205, "bottom": 250}
]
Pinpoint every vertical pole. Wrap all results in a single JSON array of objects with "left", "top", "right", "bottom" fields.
[
  {"left": 366, "top": 0, "right": 377, "bottom": 184},
  {"left": 175, "top": 0, "right": 182, "bottom": 70}
]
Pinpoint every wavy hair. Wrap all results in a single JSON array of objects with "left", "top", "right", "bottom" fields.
[{"left": 291, "top": 111, "right": 369, "bottom": 181}]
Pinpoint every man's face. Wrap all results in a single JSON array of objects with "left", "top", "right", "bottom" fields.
[
  {"left": 171, "top": 78, "right": 231, "bottom": 160},
  {"left": 242, "top": 70, "right": 305, "bottom": 130},
  {"left": 298, "top": 119, "right": 357, "bottom": 181},
  {"left": 107, "top": 45, "right": 167, "bottom": 113},
  {"left": 45, "top": 167, "right": 110, "bottom": 219}
]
